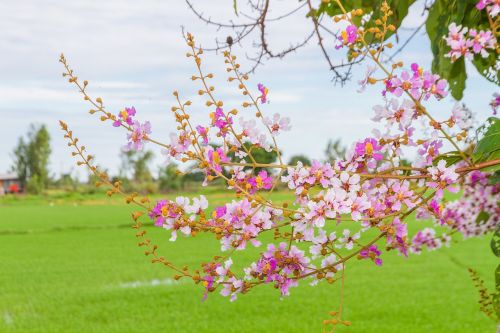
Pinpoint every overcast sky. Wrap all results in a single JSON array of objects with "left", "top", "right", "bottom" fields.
[{"left": 0, "top": 0, "right": 497, "bottom": 178}]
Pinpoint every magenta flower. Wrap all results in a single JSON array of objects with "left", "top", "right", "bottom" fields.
[
  {"left": 355, "top": 138, "right": 384, "bottom": 161},
  {"left": 210, "top": 107, "right": 232, "bottom": 137},
  {"left": 336, "top": 24, "right": 357, "bottom": 49},
  {"left": 245, "top": 243, "right": 309, "bottom": 296},
  {"left": 113, "top": 106, "right": 136, "bottom": 127},
  {"left": 258, "top": 83, "right": 268, "bottom": 103},
  {"left": 196, "top": 125, "right": 209, "bottom": 145},
  {"left": 387, "top": 217, "right": 408, "bottom": 256},
  {"left": 149, "top": 199, "right": 180, "bottom": 227},
  {"left": 206, "top": 147, "right": 229, "bottom": 173},
  {"left": 124, "top": 120, "right": 151, "bottom": 151},
  {"left": 359, "top": 244, "right": 383, "bottom": 266},
  {"left": 248, "top": 170, "right": 273, "bottom": 193}
]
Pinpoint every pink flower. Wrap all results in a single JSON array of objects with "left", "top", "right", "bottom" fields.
[
  {"left": 388, "top": 181, "right": 416, "bottom": 211},
  {"left": 206, "top": 147, "right": 229, "bottom": 173},
  {"left": 355, "top": 138, "right": 384, "bottom": 161},
  {"left": 210, "top": 107, "right": 232, "bottom": 137},
  {"left": 476, "top": 0, "right": 499, "bottom": 17},
  {"left": 245, "top": 243, "right": 310, "bottom": 296},
  {"left": 490, "top": 93, "right": 500, "bottom": 115},
  {"left": 387, "top": 217, "right": 408, "bottom": 256},
  {"left": 264, "top": 113, "right": 291, "bottom": 135},
  {"left": 336, "top": 24, "right": 357, "bottom": 49},
  {"left": 427, "top": 160, "right": 459, "bottom": 198},
  {"left": 248, "top": 170, "right": 273, "bottom": 193},
  {"left": 196, "top": 125, "right": 209, "bottom": 145},
  {"left": 149, "top": 199, "right": 180, "bottom": 227},
  {"left": 258, "top": 83, "right": 268, "bottom": 103},
  {"left": 418, "top": 140, "right": 443, "bottom": 166},
  {"left": 359, "top": 244, "right": 383, "bottom": 266},
  {"left": 124, "top": 120, "right": 151, "bottom": 151},
  {"left": 468, "top": 29, "right": 496, "bottom": 57},
  {"left": 113, "top": 106, "right": 136, "bottom": 127},
  {"left": 336, "top": 229, "right": 360, "bottom": 250}
]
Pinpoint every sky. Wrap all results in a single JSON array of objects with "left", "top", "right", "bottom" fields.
[{"left": 0, "top": 0, "right": 497, "bottom": 179}]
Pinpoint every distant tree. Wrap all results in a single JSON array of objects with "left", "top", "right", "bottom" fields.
[
  {"left": 11, "top": 137, "right": 28, "bottom": 188},
  {"left": 158, "top": 163, "right": 184, "bottom": 191},
  {"left": 324, "top": 139, "right": 346, "bottom": 162},
  {"left": 120, "top": 150, "right": 154, "bottom": 183},
  {"left": 11, "top": 124, "right": 51, "bottom": 193},
  {"left": 287, "top": 154, "right": 311, "bottom": 166},
  {"left": 228, "top": 142, "right": 278, "bottom": 173}
]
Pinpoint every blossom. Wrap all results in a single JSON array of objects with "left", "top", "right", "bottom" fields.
[
  {"left": 388, "top": 181, "right": 416, "bottom": 211},
  {"left": 372, "top": 98, "right": 415, "bottom": 129},
  {"left": 206, "top": 147, "right": 230, "bottom": 173},
  {"left": 359, "top": 244, "right": 382, "bottom": 266},
  {"left": 149, "top": 199, "right": 180, "bottom": 227},
  {"left": 264, "top": 113, "right": 291, "bottom": 135},
  {"left": 410, "top": 228, "right": 445, "bottom": 254},
  {"left": 355, "top": 138, "right": 384, "bottom": 162},
  {"left": 417, "top": 139, "right": 443, "bottom": 166},
  {"left": 468, "top": 29, "right": 496, "bottom": 57},
  {"left": 336, "top": 24, "right": 357, "bottom": 49},
  {"left": 245, "top": 243, "right": 310, "bottom": 296},
  {"left": 491, "top": 93, "right": 500, "bottom": 115},
  {"left": 247, "top": 170, "right": 273, "bottom": 193},
  {"left": 444, "top": 23, "right": 472, "bottom": 61},
  {"left": 196, "top": 125, "right": 209, "bottom": 145},
  {"left": 427, "top": 160, "right": 459, "bottom": 197},
  {"left": 384, "top": 63, "right": 448, "bottom": 100},
  {"left": 445, "top": 23, "right": 496, "bottom": 62},
  {"left": 210, "top": 107, "right": 232, "bottom": 137},
  {"left": 336, "top": 229, "right": 360, "bottom": 250},
  {"left": 450, "top": 103, "right": 473, "bottom": 130},
  {"left": 386, "top": 217, "right": 408, "bottom": 256},
  {"left": 476, "top": 0, "right": 499, "bottom": 17},
  {"left": 113, "top": 106, "right": 136, "bottom": 127},
  {"left": 124, "top": 120, "right": 151, "bottom": 151},
  {"left": 358, "top": 65, "right": 377, "bottom": 92},
  {"left": 258, "top": 83, "right": 268, "bottom": 103}
]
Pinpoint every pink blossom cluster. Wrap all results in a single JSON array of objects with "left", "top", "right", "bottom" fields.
[
  {"left": 244, "top": 243, "right": 311, "bottom": 296},
  {"left": 66, "top": 31, "right": 499, "bottom": 303},
  {"left": 476, "top": 0, "right": 500, "bottom": 17},
  {"left": 383, "top": 63, "right": 448, "bottom": 100},
  {"left": 444, "top": 23, "right": 496, "bottom": 61}
]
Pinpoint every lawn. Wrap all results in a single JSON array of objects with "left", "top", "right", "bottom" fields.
[{"left": 0, "top": 190, "right": 497, "bottom": 333}]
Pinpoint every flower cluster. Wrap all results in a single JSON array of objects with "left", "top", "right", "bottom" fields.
[
  {"left": 244, "top": 243, "right": 310, "bottom": 296},
  {"left": 444, "top": 23, "right": 496, "bottom": 61},
  {"left": 59, "top": 5, "right": 499, "bottom": 316},
  {"left": 383, "top": 63, "right": 448, "bottom": 100},
  {"left": 124, "top": 121, "right": 151, "bottom": 151},
  {"left": 113, "top": 106, "right": 136, "bottom": 127},
  {"left": 476, "top": 0, "right": 500, "bottom": 17}
]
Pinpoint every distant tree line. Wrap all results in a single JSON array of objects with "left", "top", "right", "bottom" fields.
[{"left": 9, "top": 124, "right": 349, "bottom": 195}]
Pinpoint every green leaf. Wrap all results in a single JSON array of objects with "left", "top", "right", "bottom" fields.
[
  {"left": 473, "top": 117, "right": 500, "bottom": 164},
  {"left": 233, "top": 0, "right": 239, "bottom": 16},
  {"left": 433, "top": 150, "right": 463, "bottom": 167},
  {"left": 476, "top": 211, "right": 490, "bottom": 226},
  {"left": 488, "top": 171, "right": 500, "bottom": 185},
  {"left": 492, "top": 225, "right": 500, "bottom": 258}
]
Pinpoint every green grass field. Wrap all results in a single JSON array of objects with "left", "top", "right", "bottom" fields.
[{"left": 0, "top": 190, "right": 497, "bottom": 333}]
